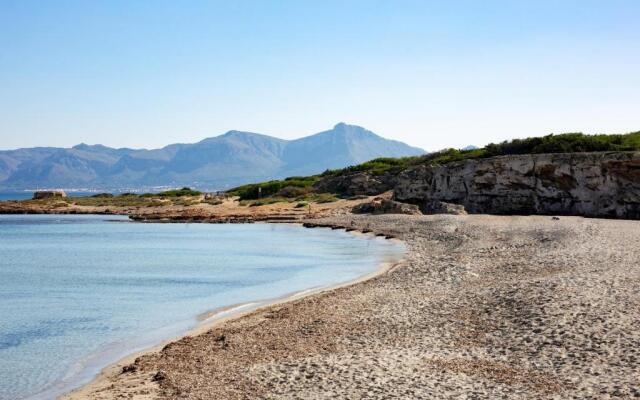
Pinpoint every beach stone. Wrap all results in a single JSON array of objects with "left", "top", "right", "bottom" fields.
[
  {"left": 422, "top": 200, "right": 467, "bottom": 215},
  {"left": 121, "top": 364, "right": 137, "bottom": 374},
  {"left": 152, "top": 371, "right": 167, "bottom": 382}
]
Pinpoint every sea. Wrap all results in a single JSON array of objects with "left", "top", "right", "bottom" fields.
[
  {"left": 0, "top": 192, "right": 100, "bottom": 201},
  {"left": 0, "top": 214, "right": 405, "bottom": 400}
]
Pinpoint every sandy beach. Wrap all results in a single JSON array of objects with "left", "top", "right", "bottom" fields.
[
  {"left": 59, "top": 213, "right": 640, "bottom": 399},
  {"left": 3, "top": 2, "right": 638, "bottom": 398}
]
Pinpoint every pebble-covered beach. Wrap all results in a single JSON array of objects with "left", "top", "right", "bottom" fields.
[{"left": 65, "top": 214, "right": 640, "bottom": 399}]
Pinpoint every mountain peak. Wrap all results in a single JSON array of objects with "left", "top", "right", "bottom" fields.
[
  {"left": 219, "top": 130, "right": 278, "bottom": 140},
  {"left": 1, "top": 124, "right": 424, "bottom": 191},
  {"left": 198, "top": 130, "right": 259, "bottom": 143},
  {"left": 333, "top": 122, "right": 365, "bottom": 131},
  {"left": 72, "top": 143, "right": 114, "bottom": 152},
  {"left": 222, "top": 130, "right": 245, "bottom": 136},
  {"left": 333, "top": 122, "right": 348, "bottom": 129},
  {"left": 328, "top": 123, "right": 377, "bottom": 139}
]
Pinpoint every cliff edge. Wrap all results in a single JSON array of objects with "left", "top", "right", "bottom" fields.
[{"left": 394, "top": 152, "right": 640, "bottom": 219}]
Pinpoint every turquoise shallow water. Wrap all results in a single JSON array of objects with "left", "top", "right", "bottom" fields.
[{"left": 0, "top": 214, "right": 404, "bottom": 400}]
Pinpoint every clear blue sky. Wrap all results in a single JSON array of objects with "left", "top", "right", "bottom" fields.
[{"left": 1, "top": 0, "right": 639, "bottom": 151}]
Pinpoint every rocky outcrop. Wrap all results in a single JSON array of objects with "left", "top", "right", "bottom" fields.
[
  {"left": 394, "top": 152, "right": 640, "bottom": 219},
  {"left": 352, "top": 198, "right": 421, "bottom": 215},
  {"left": 422, "top": 200, "right": 467, "bottom": 215},
  {"left": 314, "top": 172, "right": 396, "bottom": 196}
]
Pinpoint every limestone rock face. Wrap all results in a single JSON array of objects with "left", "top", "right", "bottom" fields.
[
  {"left": 352, "top": 198, "right": 421, "bottom": 215},
  {"left": 314, "top": 172, "right": 396, "bottom": 196},
  {"left": 394, "top": 152, "right": 640, "bottom": 219}
]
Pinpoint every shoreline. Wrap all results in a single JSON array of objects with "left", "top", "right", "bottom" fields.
[
  {"left": 57, "top": 224, "right": 406, "bottom": 400},
  {"left": 8, "top": 209, "right": 639, "bottom": 398},
  {"left": 0, "top": 191, "right": 379, "bottom": 224},
  {"left": 55, "top": 213, "right": 640, "bottom": 399}
]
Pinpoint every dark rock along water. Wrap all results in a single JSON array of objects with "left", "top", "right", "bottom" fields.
[{"left": 0, "top": 214, "right": 405, "bottom": 400}]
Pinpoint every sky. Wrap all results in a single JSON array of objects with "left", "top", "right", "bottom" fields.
[{"left": 0, "top": 0, "right": 639, "bottom": 151}]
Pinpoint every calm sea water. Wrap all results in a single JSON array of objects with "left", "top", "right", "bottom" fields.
[
  {"left": 0, "top": 215, "right": 404, "bottom": 400},
  {"left": 0, "top": 192, "right": 100, "bottom": 201}
]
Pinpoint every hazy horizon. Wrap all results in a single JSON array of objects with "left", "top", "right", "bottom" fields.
[
  {"left": 1, "top": 1, "right": 639, "bottom": 151},
  {"left": 1, "top": 122, "right": 420, "bottom": 152},
  {"left": 1, "top": 122, "right": 640, "bottom": 153}
]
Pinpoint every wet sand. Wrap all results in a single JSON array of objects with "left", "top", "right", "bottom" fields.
[{"left": 62, "top": 214, "right": 640, "bottom": 399}]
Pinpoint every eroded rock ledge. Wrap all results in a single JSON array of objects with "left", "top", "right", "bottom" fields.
[{"left": 394, "top": 152, "right": 640, "bottom": 219}]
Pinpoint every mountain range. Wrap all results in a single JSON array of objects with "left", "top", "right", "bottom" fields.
[{"left": 0, "top": 123, "right": 424, "bottom": 191}]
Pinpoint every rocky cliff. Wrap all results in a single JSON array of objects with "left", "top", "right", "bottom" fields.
[
  {"left": 393, "top": 152, "right": 640, "bottom": 219},
  {"left": 313, "top": 171, "right": 397, "bottom": 196}
]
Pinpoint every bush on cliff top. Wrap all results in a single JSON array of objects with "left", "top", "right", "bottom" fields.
[
  {"left": 321, "top": 131, "right": 640, "bottom": 178},
  {"left": 320, "top": 156, "right": 421, "bottom": 177},
  {"left": 483, "top": 131, "right": 640, "bottom": 156}
]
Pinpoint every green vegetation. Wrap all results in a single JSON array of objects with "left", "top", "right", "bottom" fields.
[
  {"left": 244, "top": 198, "right": 284, "bottom": 207},
  {"left": 320, "top": 156, "right": 421, "bottom": 177},
  {"left": 237, "top": 192, "right": 338, "bottom": 207},
  {"left": 63, "top": 187, "right": 202, "bottom": 207},
  {"left": 202, "top": 198, "right": 223, "bottom": 206},
  {"left": 148, "top": 187, "right": 202, "bottom": 197},
  {"left": 228, "top": 176, "right": 319, "bottom": 200},
  {"left": 322, "top": 131, "right": 640, "bottom": 178},
  {"left": 483, "top": 131, "right": 640, "bottom": 156},
  {"left": 68, "top": 195, "right": 166, "bottom": 207},
  {"left": 305, "top": 193, "right": 339, "bottom": 203}
]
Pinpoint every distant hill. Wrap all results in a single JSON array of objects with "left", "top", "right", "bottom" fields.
[
  {"left": 0, "top": 123, "right": 424, "bottom": 191},
  {"left": 282, "top": 123, "right": 424, "bottom": 176}
]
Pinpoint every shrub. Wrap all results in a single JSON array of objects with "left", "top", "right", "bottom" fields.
[
  {"left": 156, "top": 187, "right": 202, "bottom": 197},
  {"left": 483, "top": 132, "right": 640, "bottom": 156},
  {"left": 309, "top": 193, "right": 338, "bottom": 203},
  {"left": 276, "top": 185, "right": 311, "bottom": 198},
  {"left": 320, "top": 156, "right": 420, "bottom": 177},
  {"left": 202, "top": 198, "right": 223, "bottom": 205}
]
